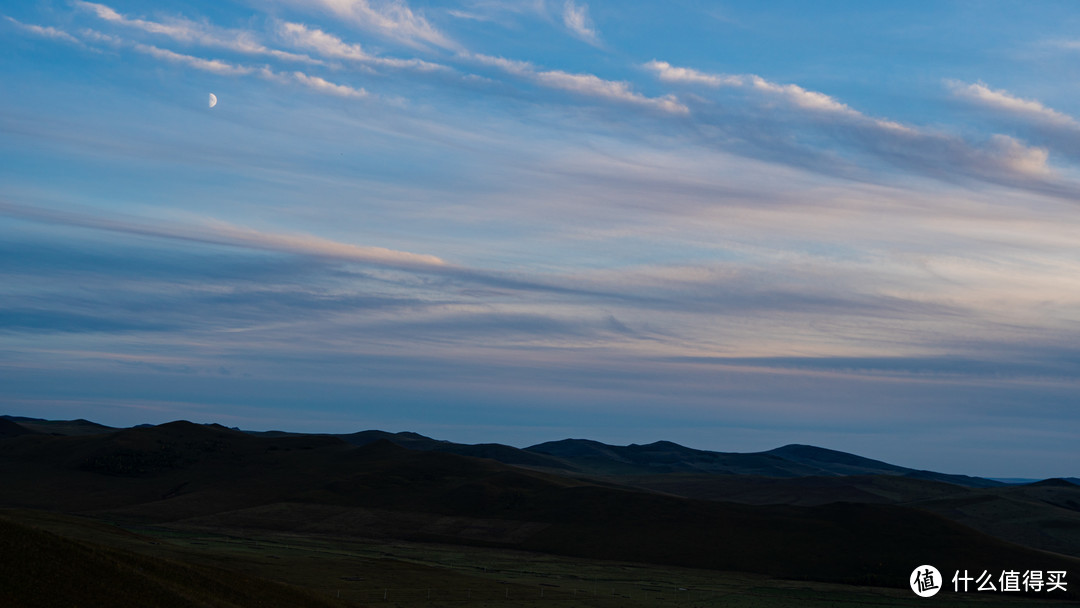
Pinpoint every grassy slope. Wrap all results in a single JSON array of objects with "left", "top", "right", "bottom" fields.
[
  {"left": 619, "top": 472, "right": 1080, "bottom": 559},
  {"left": 9, "top": 509, "right": 1077, "bottom": 608},
  {"left": 0, "top": 514, "right": 343, "bottom": 608},
  {"left": 615, "top": 472, "right": 967, "bottom": 505},
  {"left": 909, "top": 484, "right": 1080, "bottom": 559}
]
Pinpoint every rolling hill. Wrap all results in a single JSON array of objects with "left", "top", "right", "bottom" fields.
[
  {"left": 336, "top": 431, "right": 1006, "bottom": 487},
  {"left": 0, "top": 419, "right": 1076, "bottom": 594},
  {"left": 1, "top": 415, "right": 117, "bottom": 436}
]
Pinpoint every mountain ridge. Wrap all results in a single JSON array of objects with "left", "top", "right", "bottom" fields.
[{"left": 0, "top": 415, "right": 1038, "bottom": 486}]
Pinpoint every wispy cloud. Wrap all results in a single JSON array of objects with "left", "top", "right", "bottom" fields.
[
  {"left": 132, "top": 42, "right": 253, "bottom": 75},
  {"left": 4, "top": 16, "right": 82, "bottom": 44},
  {"left": 445, "top": 9, "right": 497, "bottom": 23},
  {"left": 473, "top": 54, "right": 687, "bottom": 114},
  {"left": 51, "top": 23, "right": 375, "bottom": 101},
  {"left": 947, "top": 80, "right": 1079, "bottom": 128},
  {"left": 73, "top": 1, "right": 321, "bottom": 64},
  {"left": 297, "top": 0, "right": 457, "bottom": 50},
  {"left": 643, "top": 61, "right": 742, "bottom": 87},
  {"left": 645, "top": 60, "right": 899, "bottom": 126},
  {"left": 278, "top": 21, "right": 448, "bottom": 72},
  {"left": 645, "top": 60, "right": 1066, "bottom": 192},
  {"left": 562, "top": 0, "right": 600, "bottom": 45},
  {"left": 253, "top": 65, "right": 371, "bottom": 99},
  {"left": 288, "top": 70, "right": 369, "bottom": 98},
  {"left": 0, "top": 201, "right": 445, "bottom": 270}
]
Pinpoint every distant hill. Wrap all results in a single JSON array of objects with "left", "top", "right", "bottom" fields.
[
  {"left": 7, "top": 414, "right": 1008, "bottom": 488},
  {"left": 1028, "top": 477, "right": 1080, "bottom": 487},
  {"left": 337, "top": 430, "right": 576, "bottom": 471},
  {"left": 764, "top": 444, "right": 1003, "bottom": 487},
  {"left": 0, "top": 420, "right": 1076, "bottom": 592},
  {"left": 1, "top": 415, "right": 116, "bottom": 436},
  {"left": 522, "top": 438, "right": 1002, "bottom": 487}
]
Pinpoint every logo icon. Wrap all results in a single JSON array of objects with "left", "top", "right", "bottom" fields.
[{"left": 911, "top": 565, "right": 942, "bottom": 597}]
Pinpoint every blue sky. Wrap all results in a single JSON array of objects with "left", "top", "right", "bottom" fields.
[{"left": 3, "top": 1, "right": 1080, "bottom": 477}]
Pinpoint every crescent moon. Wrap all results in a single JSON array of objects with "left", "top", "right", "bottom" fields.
[{"left": 208, "top": 93, "right": 217, "bottom": 108}]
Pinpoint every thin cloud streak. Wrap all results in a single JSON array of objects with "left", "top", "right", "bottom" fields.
[
  {"left": 132, "top": 42, "right": 253, "bottom": 75},
  {"left": 0, "top": 201, "right": 446, "bottom": 270},
  {"left": 948, "top": 80, "right": 1080, "bottom": 128},
  {"left": 46, "top": 24, "right": 377, "bottom": 101},
  {"left": 288, "top": 70, "right": 369, "bottom": 98},
  {"left": 473, "top": 53, "right": 687, "bottom": 114},
  {"left": 0, "top": 201, "right": 629, "bottom": 301},
  {"left": 4, "top": 16, "right": 82, "bottom": 44},
  {"left": 668, "top": 355, "right": 1080, "bottom": 383},
  {"left": 73, "top": 1, "right": 321, "bottom": 64}
]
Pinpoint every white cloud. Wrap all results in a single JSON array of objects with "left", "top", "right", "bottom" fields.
[
  {"left": 279, "top": 21, "right": 369, "bottom": 61},
  {"left": 74, "top": 1, "right": 321, "bottom": 64},
  {"left": 5, "top": 16, "right": 81, "bottom": 44},
  {"left": 254, "top": 66, "right": 369, "bottom": 99},
  {"left": 300, "top": 0, "right": 456, "bottom": 50},
  {"left": 290, "top": 70, "right": 369, "bottom": 98},
  {"left": 278, "top": 22, "right": 447, "bottom": 72},
  {"left": 562, "top": 0, "right": 599, "bottom": 45},
  {"left": 746, "top": 75, "right": 854, "bottom": 115},
  {"left": 644, "top": 60, "right": 741, "bottom": 87},
  {"left": 535, "top": 70, "right": 685, "bottom": 113},
  {"left": 948, "top": 80, "right": 1079, "bottom": 128},
  {"left": 472, "top": 53, "right": 688, "bottom": 114}
]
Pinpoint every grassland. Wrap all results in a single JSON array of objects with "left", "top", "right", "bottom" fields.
[{"left": 4, "top": 509, "right": 1075, "bottom": 607}]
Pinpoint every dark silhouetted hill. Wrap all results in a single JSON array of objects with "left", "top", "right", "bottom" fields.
[
  {"left": 338, "top": 430, "right": 576, "bottom": 470},
  {"left": 1, "top": 415, "right": 116, "bottom": 436},
  {"left": 766, "top": 444, "right": 1003, "bottom": 487},
  {"left": 0, "top": 421, "right": 1076, "bottom": 592},
  {"left": 523, "top": 439, "right": 1003, "bottom": 487}
]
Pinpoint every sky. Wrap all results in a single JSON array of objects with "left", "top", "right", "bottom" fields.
[{"left": 2, "top": 1, "right": 1079, "bottom": 477}]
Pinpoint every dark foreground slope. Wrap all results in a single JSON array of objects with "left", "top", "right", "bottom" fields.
[
  {"left": 0, "top": 515, "right": 341, "bottom": 608},
  {"left": 1, "top": 421, "right": 1076, "bottom": 594},
  {"left": 0, "top": 417, "right": 37, "bottom": 439},
  {"left": 617, "top": 472, "right": 1080, "bottom": 559}
]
